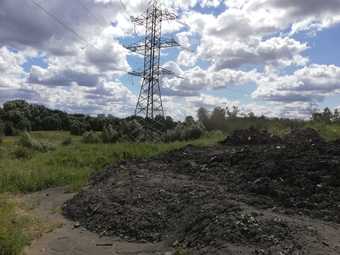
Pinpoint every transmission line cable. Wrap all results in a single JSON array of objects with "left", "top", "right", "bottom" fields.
[
  {"left": 26, "top": 0, "right": 133, "bottom": 75},
  {"left": 27, "top": 0, "right": 98, "bottom": 50},
  {"left": 77, "top": 0, "right": 109, "bottom": 26}
]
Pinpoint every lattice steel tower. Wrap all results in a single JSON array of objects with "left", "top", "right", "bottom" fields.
[{"left": 125, "top": 0, "right": 180, "bottom": 119}]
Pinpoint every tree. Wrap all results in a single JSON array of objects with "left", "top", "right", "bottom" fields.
[
  {"left": 209, "top": 107, "right": 226, "bottom": 130},
  {"left": 70, "top": 120, "right": 87, "bottom": 136},
  {"left": 197, "top": 107, "right": 209, "bottom": 129},
  {"left": 333, "top": 109, "right": 340, "bottom": 123},
  {"left": 322, "top": 107, "right": 333, "bottom": 123},
  {"left": 226, "top": 106, "right": 240, "bottom": 119},
  {"left": 184, "top": 116, "right": 195, "bottom": 126},
  {"left": 42, "top": 115, "right": 62, "bottom": 130}
]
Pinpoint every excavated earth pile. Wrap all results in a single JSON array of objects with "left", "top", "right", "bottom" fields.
[
  {"left": 221, "top": 127, "right": 282, "bottom": 146},
  {"left": 64, "top": 128, "right": 340, "bottom": 254}
]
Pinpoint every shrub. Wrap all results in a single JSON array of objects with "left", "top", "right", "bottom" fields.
[
  {"left": 41, "top": 115, "right": 62, "bottom": 130},
  {"left": 3, "top": 122, "right": 17, "bottom": 136},
  {"left": 163, "top": 129, "right": 182, "bottom": 142},
  {"left": 181, "top": 126, "right": 204, "bottom": 141},
  {"left": 61, "top": 137, "right": 73, "bottom": 146},
  {"left": 0, "top": 121, "right": 3, "bottom": 143},
  {"left": 101, "top": 125, "right": 119, "bottom": 143},
  {"left": 18, "top": 132, "right": 55, "bottom": 152},
  {"left": 70, "top": 121, "right": 86, "bottom": 136},
  {"left": 12, "top": 147, "right": 33, "bottom": 160},
  {"left": 82, "top": 131, "right": 101, "bottom": 144}
]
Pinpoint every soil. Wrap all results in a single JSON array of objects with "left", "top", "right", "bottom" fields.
[
  {"left": 23, "top": 187, "right": 173, "bottom": 255},
  {"left": 64, "top": 129, "right": 340, "bottom": 255},
  {"left": 221, "top": 127, "right": 282, "bottom": 146}
]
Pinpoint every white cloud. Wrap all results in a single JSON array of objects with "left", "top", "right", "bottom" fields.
[
  {"left": 164, "top": 65, "right": 258, "bottom": 95},
  {"left": 0, "top": 0, "right": 340, "bottom": 119},
  {"left": 198, "top": 36, "right": 308, "bottom": 70},
  {"left": 253, "top": 64, "right": 340, "bottom": 103}
]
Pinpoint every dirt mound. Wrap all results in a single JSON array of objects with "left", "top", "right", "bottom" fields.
[
  {"left": 64, "top": 161, "right": 300, "bottom": 254},
  {"left": 284, "top": 128, "right": 324, "bottom": 146},
  {"left": 64, "top": 132, "right": 340, "bottom": 254},
  {"left": 222, "top": 128, "right": 282, "bottom": 146}
]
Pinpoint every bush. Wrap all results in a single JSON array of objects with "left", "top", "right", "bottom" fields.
[
  {"left": 101, "top": 125, "right": 120, "bottom": 143},
  {"left": 0, "top": 121, "right": 4, "bottom": 136},
  {"left": 70, "top": 121, "right": 87, "bottom": 136},
  {"left": 3, "top": 122, "right": 17, "bottom": 136},
  {"left": 18, "top": 132, "right": 55, "bottom": 152},
  {"left": 163, "top": 124, "right": 204, "bottom": 142},
  {"left": 82, "top": 131, "right": 101, "bottom": 144},
  {"left": 163, "top": 129, "right": 182, "bottom": 142},
  {"left": 12, "top": 147, "right": 33, "bottom": 160},
  {"left": 41, "top": 115, "right": 62, "bottom": 130},
  {"left": 181, "top": 126, "right": 204, "bottom": 141},
  {"left": 61, "top": 137, "right": 73, "bottom": 146}
]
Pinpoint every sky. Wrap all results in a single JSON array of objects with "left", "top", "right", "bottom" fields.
[{"left": 0, "top": 0, "right": 340, "bottom": 120}]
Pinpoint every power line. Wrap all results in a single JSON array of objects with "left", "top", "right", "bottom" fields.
[
  {"left": 119, "top": 0, "right": 130, "bottom": 17},
  {"left": 77, "top": 0, "right": 109, "bottom": 26},
  {"left": 27, "top": 0, "right": 98, "bottom": 50}
]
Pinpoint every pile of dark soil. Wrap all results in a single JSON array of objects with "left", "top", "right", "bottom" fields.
[
  {"left": 283, "top": 128, "right": 325, "bottom": 146},
  {"left": 64, "top": 161, "right": 300, "bottom": 254},
  {"left": 221, "top": 127, "right": 282, "bottom": 146},
  {"left": 64, "top": 128, "right": 340, "bottom": 254}
]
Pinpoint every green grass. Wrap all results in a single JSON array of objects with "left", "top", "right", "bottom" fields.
[
  {"left": 0, "top": 131, "right": 223, "bottom": 193},
  {"left": 0, "top": 195, "right": 32, "bottom": 255},
  {"left": 304, "top": 122, "right": 340, "bottom": 141}
]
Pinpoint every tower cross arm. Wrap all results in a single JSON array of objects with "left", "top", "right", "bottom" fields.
[
  {"left": 124, "top": 38, "right": 180, "bottom": 54},
  {"left": 130, "top": 15, "right": 145, "bottom": 26},
  {"left": 162, "top": 9, "right": 177, "bottom": 21}
]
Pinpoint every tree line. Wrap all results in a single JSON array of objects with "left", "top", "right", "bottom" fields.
[
  {"left": 196, "top": 106, "right": 340, "bottom": 133},
  {"left": 1, "top": 100, "right": 339, "bottom": 137},
  {"left": 0, "top": 100, "right": 177, "bottom": 136}
]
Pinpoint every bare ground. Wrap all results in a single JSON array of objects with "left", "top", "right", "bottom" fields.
[
  {"left": 22, "top": 187, "right": 173, "bottom": 255},
  {"left": 22, "top": 186, "right": 340, "bottom": 255}
]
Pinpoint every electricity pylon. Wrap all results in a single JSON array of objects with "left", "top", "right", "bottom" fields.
[{"left": 124, "top": 0, "right": 180, "bottom": 119}]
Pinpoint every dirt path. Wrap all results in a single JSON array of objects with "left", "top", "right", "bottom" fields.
[
  {"left": 22, "top": 187, "right": 173, "bottom": 255},
  {"left": 21, "top": 187, "right": 340, "bottom": 255}
]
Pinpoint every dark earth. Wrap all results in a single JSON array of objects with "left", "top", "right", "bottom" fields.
[{"left": 64, "top": 128, "right": 340, "bottom": 254}]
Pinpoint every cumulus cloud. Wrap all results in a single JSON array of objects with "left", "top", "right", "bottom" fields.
[
  {"left": 253, "top": 64, "right": 340, "bottom": 103},
  {"left": 0, "top": 0, "right": 339, "bottom": 119},
  {"left": 163, "top": 64, "right": 258, "bottom": 95},
  {"left": 198, "top": 36, "right": 308, "bottom": 70}
]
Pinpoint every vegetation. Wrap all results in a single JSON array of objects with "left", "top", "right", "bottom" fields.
[
  {"left": 0, "top": 195, "right": 30, "bottom": 255},
  {"left": 0, "top": 194, "right": 53, "bottom": 255},
  {"left": 197, "top": 106, "right": 340, "bottom": 140},
  {"left": 0, "top": 100, "right": 179, "bottom": 136}
]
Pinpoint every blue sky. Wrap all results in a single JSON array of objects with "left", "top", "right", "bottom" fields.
[{"left": 1, "top": 0, "right": 340, "bottom": 119}]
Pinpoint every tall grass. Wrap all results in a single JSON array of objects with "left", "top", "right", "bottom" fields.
[
  {"left": 0, "top": 131, "right": 223, "bottom": 193},
  {"left": 0, "top": 195, "right": 31, "bottom": 255}
]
